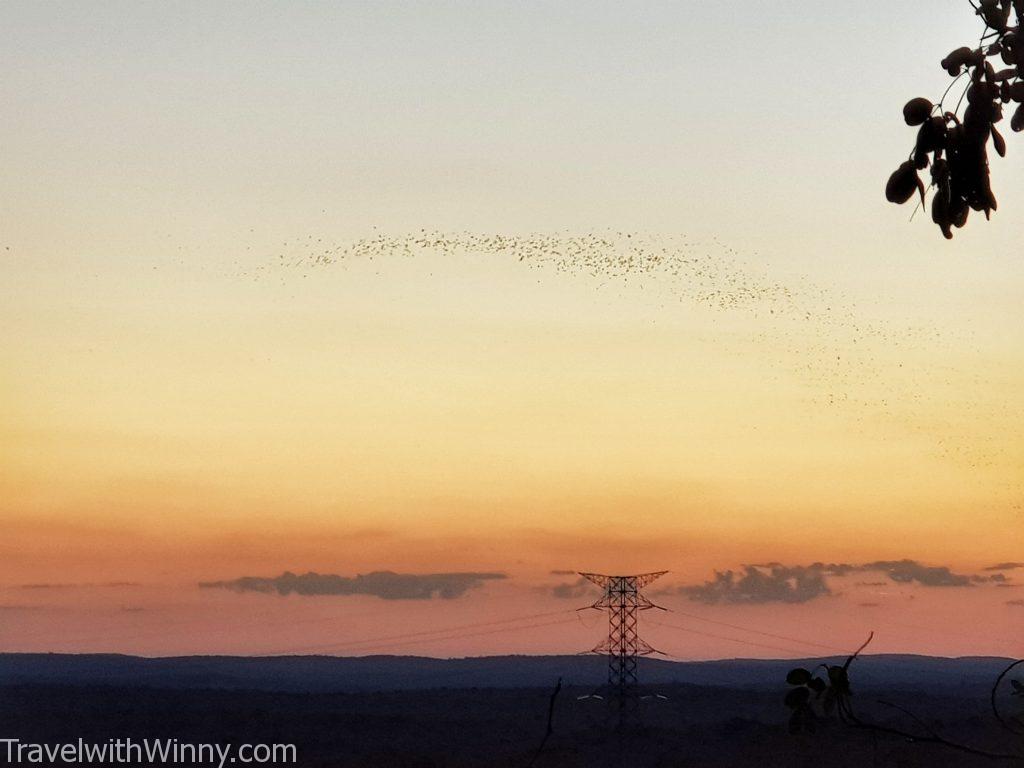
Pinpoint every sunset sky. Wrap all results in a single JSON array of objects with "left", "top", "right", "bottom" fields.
[{"left": 1, "top": 1, "right": 1022, "bottom": 661}]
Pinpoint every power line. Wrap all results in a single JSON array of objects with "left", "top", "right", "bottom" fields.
[
  {"left": 648, "top": 616, "right": 819, "bottom": 657},
  {"left": 657, "top": 600, "right": 1023, "bottom": 654},
  {"left": 2, "top": 607, "right": 577, "bottom": 656},
  {"left": 659, "top": 605, "right": 847, "bottom": 653},
  {"left": 262, "top": 609, "right": 578, "bottom": 655},
  {"left": 0, "top": 603, "right": 404, "bottom": 649},
  {"left": 311, "top": 618, "right": 585, "bottom": 655},
  {"left": 266, "top": 615, "right": 581, "bottom": 656}
]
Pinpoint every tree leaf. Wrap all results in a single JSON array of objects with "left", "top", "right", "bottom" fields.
[{"left": 786, "top": 668, "right": 813, "bottom": 686}]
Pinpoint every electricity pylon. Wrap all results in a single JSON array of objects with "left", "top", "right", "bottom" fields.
[{"left": 578, "top": 571, "right": 667, "bottom": 724}]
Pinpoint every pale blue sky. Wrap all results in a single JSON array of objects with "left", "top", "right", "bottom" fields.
[{"left": 2, "top": 1, "right": 1019, "bottom": 262}]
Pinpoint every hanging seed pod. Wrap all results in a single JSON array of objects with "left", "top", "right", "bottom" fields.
[
  {"left": 930, "top": 157, "right": 950, "bottom": 187},
  {"left": 1012, "top": 102, "right": 1024, "bottom": 132},
  {"left": 982, "top": 184, "right": 998, "bottom": 216},
  {"left": 963, "top": 104, "right": 995, "bottom": 142},
  {"left": 903, "top": 97, "right": 933, "bottom": 125},
  {"left": 950, "top": 195, "right": 970, "bottom": 229},
  {"left": 931, "top": 187, "right": 954, "bottom": 239},
  {"left": 966, "top": 81, "right": 995, "bottom": 106},
  {"left": 886, "top": 161, "right": 925, "bottom": 205},
  {"left": 992, "top": 125, "right": 1007, "bottom": 155},
  {"left": 946, "top": 123, "right": 966, "bottom": 148}
]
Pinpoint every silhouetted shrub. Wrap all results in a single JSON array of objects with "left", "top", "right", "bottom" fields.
[{"left": 784, "top": 635, "right": 1024, "bottom": 761}]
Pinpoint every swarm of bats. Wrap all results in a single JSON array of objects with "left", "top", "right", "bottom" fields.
[{"left": 886, "top": 0, "right": 1023, "bottom": 238}]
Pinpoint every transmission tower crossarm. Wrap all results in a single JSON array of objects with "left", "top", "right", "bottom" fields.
[
  {"left": 575, "top": 570, "right": 668, "bottom": 725},
  {"left": 577, "top": 572, "right": 613, "bottom": 589}
]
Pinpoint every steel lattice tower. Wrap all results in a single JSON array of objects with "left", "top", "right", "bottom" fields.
[{"left": 578, "top": 571, "right": 667, "bottom": 721}]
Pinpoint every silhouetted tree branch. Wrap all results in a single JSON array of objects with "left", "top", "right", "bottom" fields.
[{"left": 887, "top": 0, "right": 1023, "bottom": 237}]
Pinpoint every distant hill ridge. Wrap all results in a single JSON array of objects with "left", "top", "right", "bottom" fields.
[{"left": 0, "top": 653, "right": 1014, "bottom": 694}]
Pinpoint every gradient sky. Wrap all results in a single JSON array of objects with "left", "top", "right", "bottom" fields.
[{"left": 1, "top": 1, "right": 1022, "bottom": 660}]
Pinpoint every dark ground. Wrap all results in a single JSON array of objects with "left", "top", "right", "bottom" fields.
[{"left": 1, "top": 682, "right": 1019, "bottom": 768}]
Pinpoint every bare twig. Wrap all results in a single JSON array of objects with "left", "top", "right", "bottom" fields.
[
  {"left": 527, "top": 677, "right": 562, "bottom": 768},
  {"left": 876, "top": 699, "right": 942, "bottom": 739},
  {"left": 846, "top": 631, "right": 874, "bottom": 668},
  {"left": 839, "top": 687, "right": 1024, "bottom": 761}
]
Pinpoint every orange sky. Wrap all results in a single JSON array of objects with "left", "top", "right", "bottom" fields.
[{"left": 1, "top": 1, "right": 1022, "bottom": 659}]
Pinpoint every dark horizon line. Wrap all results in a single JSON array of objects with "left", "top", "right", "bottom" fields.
[{"left": 0, "top": 650, "right": 1016, "bottom": 662}]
